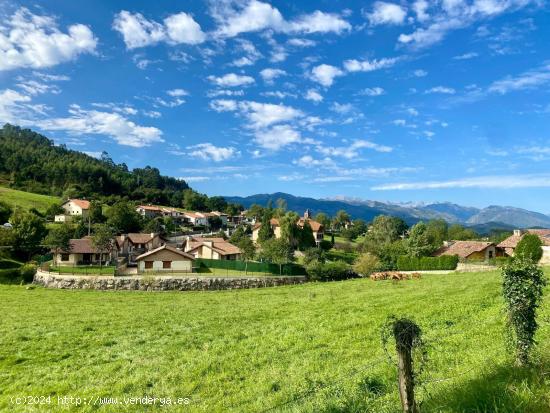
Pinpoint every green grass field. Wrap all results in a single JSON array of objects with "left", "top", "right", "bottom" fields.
[
  {"left": 0, "top": 186, "right": 60, "bottom": 213},
  {"left": 1, "top": 271, "right": 550, "bottom": 412}
]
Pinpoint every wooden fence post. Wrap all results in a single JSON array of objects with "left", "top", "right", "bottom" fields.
[{"left": 393, "top": 319, "right": 421, "bottom": 413}]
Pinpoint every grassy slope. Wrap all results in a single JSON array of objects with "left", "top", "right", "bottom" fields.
[
  {"left": 0, "top": 186, "right": 60, "bottom": 213},
  {"left": 1, "top": 272, "right": 550, "bottom": 412}
]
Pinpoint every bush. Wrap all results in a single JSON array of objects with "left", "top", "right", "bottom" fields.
[
  {"left": 515, "top": 234, "right": 543, "bottom": 262},
  {"left": 396, "top": 255, "right": 459, "bottom": 271},
  {"left": 19, "top": 264, "right": 37, "bottom": 283},
  {"left": 303, "top": 248, "right": 325, "bottom": 266},
  {"left": 489, "top": 256, "right": 511, "bottom": 267},
  {"left": 502, "top": 258, "right": 546, "bottom": 365},
  {"left": 319, "top": 240, "right": 333, "bottom": 251},
  {"left": 306, "top": 260, "right": 354, "bottom": 281},
  {"left": 353, "top": 253, "right": 380, "bottom": 277}
]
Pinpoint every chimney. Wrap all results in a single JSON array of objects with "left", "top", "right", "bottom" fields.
[
  {"left": 150, "top": 232, "right": 155, "bottom": 238},
  {"left": 513, "top": 229, "right": 523, "bottom": 237}
]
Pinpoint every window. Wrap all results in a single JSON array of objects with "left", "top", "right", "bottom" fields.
[
  {"left": 163, "top": 261, "right": 171, "bottom": 269},
  {"left": 61, "top": 254, "right": 69, "bottom": 261},
  {"left": 489, "top": 251, "right": 494, "bottom": 259},
  {"left": 144, "top": 261, "right": 153, "bottom": 269}
]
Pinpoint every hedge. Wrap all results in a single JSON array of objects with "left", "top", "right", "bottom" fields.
[
  {"left": 397, "top": 255, "right": 459, "bottom": 271},
  {"left": 194, "top": 258, "right": 306, "bottom": 276}
]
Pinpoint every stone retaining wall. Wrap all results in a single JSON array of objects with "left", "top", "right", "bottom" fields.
[{"left": 34, "top": 270, "right": 306, "bottom": 291}]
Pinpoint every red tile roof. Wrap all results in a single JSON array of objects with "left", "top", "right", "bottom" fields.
[
  {"left": 434, "top": 241, "right": 494, "bottom": 258},
  {"left": 64, "top": 199, "right": 90, "bottom": 209},
  {"left": 186, "top": 237, "right": 241, "bottom": 256},
  {"left": 136, "top": 245, "right": 194, "bottom": 261},
  {"left": 497, "top": 229, "right": 550, "bottom": 248},
  {"left": 57, "top": 237, "right": 112, "bottom": 254}
]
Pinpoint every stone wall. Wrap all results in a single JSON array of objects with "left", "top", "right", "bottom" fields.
[{"left": 34, "top": 270, "right": 306, "bottom": 291}]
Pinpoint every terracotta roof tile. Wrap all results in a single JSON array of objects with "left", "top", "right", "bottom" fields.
[{"left": 434, "top": 241, "right": 494, "bottom": 258}]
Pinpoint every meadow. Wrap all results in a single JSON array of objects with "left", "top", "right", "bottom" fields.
[
  {"left": 0, "top": 186, "right": 60, "bottom": 213},
  {"left": 1, "top": 271, "right": 550, "bottom": 412}
]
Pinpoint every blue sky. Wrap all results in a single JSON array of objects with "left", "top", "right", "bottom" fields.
[{"left": 1, "top": 1, "right": 550, "bottom": 212}]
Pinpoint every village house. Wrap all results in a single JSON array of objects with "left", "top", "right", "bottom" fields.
[
  {"left": 433, "top": 240, "right": 503, "bottom": 261},
  {"left": 116, "top": 233, "right": 164, "bottom": 264},
  {"left": 251, "top": 210, "right": 325, "bottom": 246},
  {"left": 53, "top": 237, "right": 117, "bottom": 266},
  {"left": 184, "top": 237, "right": 242, "bottom": 260},
  {"left": 498, "top": 229, "right": 550, "bottom": 264},
  {"left": 136, "top": 244, "right": 194, "bottom": 273},
  {"left": 54, "top": 199, "right": 90, "bottom": 222},
  {"left": 136, "top": 205, "right": 184, "bottom": 222}
]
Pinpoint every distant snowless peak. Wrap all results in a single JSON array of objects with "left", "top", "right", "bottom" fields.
[{"left": 322, "top": 195, "right": 431, "bottom": 208}]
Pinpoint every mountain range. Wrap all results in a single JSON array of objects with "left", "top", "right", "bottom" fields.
[{"left": 224, "top": 192, "right": 550, "bottom": 232}]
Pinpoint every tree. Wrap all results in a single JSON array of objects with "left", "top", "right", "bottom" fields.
[
  {"left": 299, "top": 220, "right": 316, "bottom": 250},
  {"left": 425, "top": 219, "right": 448, "bottom": 247},
  {"left": 406, "top": 222, "right": 435, "bottom": 258},
  {"left": 353, "top": 253, "right": 380, "bottom": 277},
  {"left": 362, "top": 215, "right": 408, "bottom": 254},
  {"left": 314, "top": 212, "right": 331, "bottom": 229},
  {"left": 92, "top": 225, "right": 115, "bottom": 269},
  {"left": 274, "top": 198, "right": 287, "bottom": 217},
  {"left": 206, "top": 196, "right": 227, "bottom": 212},
  {"left": 303, "top": 247, "right": 326, "bottom": 266},
  {"left": 515, "top": 234, "right": 543, "bottom": 262},
  {"left": 43, "top": 223, "right": 73, "bottom": 266},
  {"left": 44, "top": 203, "right": 64, "bottom": 221},
  {"left": 257, "top": 213, "right": 275, "bottom": 244},
  {"left": 208, "top": 216, "right": 223, "bottom": 231},
  {"left": 0, "top": 201, "right": 13, "bottom": 223},
  {"left": 144, "top": 217, "right": 164, "bottom": 235},
  {"left": 236, "top": 236, "right": 255, "bottom": 274},
  {"left": 259, "top": 238, "right": 294, "bottom": 275},
  {"left": 246, "top": 204, "right": 265, "bottom": 221},
  {"left": 279, "top": 211, "right": 300, "bottom": 248},
  {"left": 10, "top": 209, "right": 47, "bottom": 259},
  {"left": 183, "top": 190, "right": 208, "bottom": 211},
  {"left": 89, "top": 201, "right": 105, "bottom": 224},
  {"left": 106, "top": 201, "right": 142, "bottom": 233},
  {"left": 448, "top": 224, "right": 477, "bottom": 240},
  {"left": 502, "top": 258, "right": 546, "bottom": 365},
  {"left": 333, "top": 210, "right": 350, "bottom": 230}
]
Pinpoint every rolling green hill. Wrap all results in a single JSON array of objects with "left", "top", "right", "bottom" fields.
[
  {"left": 1, "top": 271, "right": 549, "bottom": 412},
  {"left": 0, "top": 186, "right": 60, "bottom": 213}
]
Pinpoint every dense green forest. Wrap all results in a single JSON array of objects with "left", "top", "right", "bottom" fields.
[{"left": 0, "top": 124, "right": 190, "bottom": 206}]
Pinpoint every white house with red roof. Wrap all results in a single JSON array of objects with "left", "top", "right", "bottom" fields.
[{"left": 54, "top": 199, "right": 91, "bottom": 222}]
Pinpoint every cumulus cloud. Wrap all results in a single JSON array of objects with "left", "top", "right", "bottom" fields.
[
  {"left": 317, "top": 139, "right": 393, "bottom": 159},
  {"left": 488, "top": 63, "right": 550, "bottom": 94},
  {"left": 310, "top": 64, "right": 344, "bottom": 87},
  {"left": 166, "top": 88, "right": 189, "bottom": 97},
  {"left": 38, "top": 105, "right": 163, "bottom": 147},
  {"left": 359, "top": 87, "right": 385, "bottom": 96},
  {"left": 0, "top": 8, "right": 97, "bottom": 71},
  {"left": 187, "top": 143, "right": 240, "bottom": 161},
  {"left": 425, "top": 86, "right": 456, "bottom": 94},
  {"left": 366, "top": 2, "right": 407, "bottom": 25},
  {"left": 344, "top": 57, "right": 399, "bottom": 73},
  {"left": 207, "top": 73, "right": 255, "bottom": 87},
  {"left": 259, "top": 68, "right": 286, "bottom": 83},
  {"left": 254, "top": 124, "right": 301, "bottom": 150},
  {"left": 211, "top": 0, "right": 351, "bottom": 38},
  {"left": 304, "top": 89, "right": 323, "bottom": 102},
  {"left": 113, "top": 10, "right": 205, "bottom": 49},
  {"left": 398, "top": 0, "right": 536, "bottom": 49}
]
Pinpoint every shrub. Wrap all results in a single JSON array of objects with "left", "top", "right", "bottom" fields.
[
  {"left": 303, "top": 248, "right": 326, "bottom": 266},
  {"left": 19, "top": 264, "right": 37, "bottom": 283},
  {"left": 396, "top": 255, "right": 459, "bottom": 271},
  {"left": 319, "top": 240, "right": 333, "bottom": 251},
  {"left": 353, "top": 253, "right": 380, "bottom": 277},
  {"left": 306, "top": 260, "right": 354, "bottom": 281},
  {"left": 515, "top": 234, "right": 543, "bottom": 262},
  {"left": 502, "top": 258, "right": 546, "bottom": 365},
  {"left": 489, "top": 256, "right": 510, "bottom": 267}
]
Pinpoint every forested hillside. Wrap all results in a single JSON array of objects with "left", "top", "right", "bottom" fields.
[{"left": 0, "top": 124, "right": 189, "bottom": 206}]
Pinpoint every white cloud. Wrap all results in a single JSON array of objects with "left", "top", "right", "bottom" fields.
[
  {"left": 366, "top": 2, "right": 407, "bottom": 25},
  {"left": 211, "top": 0, "right": 350, "bottom": 38},
  {"left": 207, "top": 89, "right": 245, "bottom": 97},
  {"left": 304, "top": 89, "right": 323, "bottom": 102},
  {"left": 0, "top": 8, "right": 97, "bottom": 71},
  {"left": 240, "top": 101, "right": 303, "bottom": 128},
  {"left": 372, "top": 174, "right": 550, "bottom": 190},
  {"left": 167, "top": 88, "right": 189, "bottom": 97},
  {"left": 210, "top": 99, "right": 238, "bottom": 112},
  {"left": 287, "top": 38, "right": 316, "bottom": 47},
  {"left": 343, "top": 57, "right": 399, "bottom": 73},
  {"left": 488, "top": 63, "right": 550, "bottom": 94},
  {"left": 359, "top": 87, "right": 385, "bottom": 96},
  {"left": 187, "top": 143, "right": 240, "bottom": 162},
  {"left": 310, "top": 64, "right": 344, "bottom": 87},
  {"left": 412, "top": 0, "right": 430, "bottom": 22},
  {"left": 317, "top": 139, "right": 393, "bottom": 159},
  {"left": 398, "top": 0, "right": 535, "bottom": 49},
  {"left": 406, "top": 107, "right": 419, "bottom": 116},
  {"left": 413, "top": 69, "right": 428, "bottom": 77},
  {"left": 208, "top": 73, "right": 255, "bottom": 87},
  {"left": 38, "top": 105, "right": 163, "bottom": 147},
  {"left": 262, "top": 91, "right": 297, "bottom": 99},
  {"left": 260, "top": 68, "right": 286, "bottom": 83},
  {"left": 453, "top": 52, "right": 478, "bottom": 60},
  {"left": 0, "top": 89, "right": 32, "bottom": 123},
  {"left": 112, "top": 10, "right": 205, "bottom": 49},
  {"left": 330, "top": 102, "right": 354, "bottom": 114},
  {"left": 254, "top": 124, "right": 301, "bottom": 150},
  {"left": 179, "top": 176, "right": 211, "bottom": 182},
  {"left": 425, "top": 86, "right": 456, "bottom": 94},
  {"left": 293, "top": 155, "right": 335, "bottom": 168}
]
